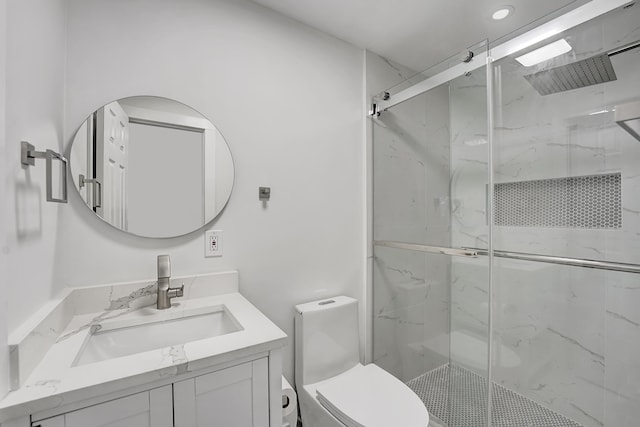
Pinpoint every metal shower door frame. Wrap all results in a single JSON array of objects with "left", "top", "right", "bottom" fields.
[{"left": 374, "top": 0, "right": 632, "bottom": 113}]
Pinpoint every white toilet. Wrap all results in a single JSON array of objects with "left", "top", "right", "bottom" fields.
[{"left": 295, "top": 296, "right": 430, "bottom": 427}]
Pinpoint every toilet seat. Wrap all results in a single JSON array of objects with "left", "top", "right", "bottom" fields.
[{"left": 315, "top": 364, "right": 429, "bottom": 427}]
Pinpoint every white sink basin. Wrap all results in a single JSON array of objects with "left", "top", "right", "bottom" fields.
[{"left": 73, "top": 307, "right": 242, "bottom": 366}]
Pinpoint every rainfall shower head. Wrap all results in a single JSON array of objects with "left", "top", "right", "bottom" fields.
[
  {"left": 523, "top": 53, "right": 617, "bottom": 96},
  {"left": 522, "top": 40, "right": 640, "bottom": 96}
]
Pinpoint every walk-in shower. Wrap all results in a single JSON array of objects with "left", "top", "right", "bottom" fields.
[{"left": 371, "top": 1, "right": 640, "bottom": 426}]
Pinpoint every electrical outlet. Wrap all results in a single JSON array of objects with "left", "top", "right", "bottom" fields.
[{"left": 205, "top": 230, "right": 223, "bottom": 257}]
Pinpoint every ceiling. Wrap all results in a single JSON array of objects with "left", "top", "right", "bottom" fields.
[{"left": 249, "top": 0, "right": 589, "bottom": 72}]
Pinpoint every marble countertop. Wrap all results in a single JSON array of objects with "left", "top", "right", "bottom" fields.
[{"left": 0, "top": 272, "right": 287, "bottom": 422}]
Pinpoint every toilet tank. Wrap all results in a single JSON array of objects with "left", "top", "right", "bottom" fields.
[{"left": 295, "top": 296, "right": 360, "bottom": 387}]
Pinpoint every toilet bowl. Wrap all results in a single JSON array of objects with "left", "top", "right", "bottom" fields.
[{"left": 295, "top": 296, "right": 429, "bottom": 427}]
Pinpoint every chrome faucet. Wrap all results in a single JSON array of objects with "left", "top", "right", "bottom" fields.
[{"left": 156, "top": 255, "right": 184, "bottom": 309}]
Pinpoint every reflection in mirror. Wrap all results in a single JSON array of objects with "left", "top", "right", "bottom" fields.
[{"left": 70, "top": 96, "right": 234, "bottom": 238}]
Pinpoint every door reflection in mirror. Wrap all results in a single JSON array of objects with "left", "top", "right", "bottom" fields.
[{"left": 69, "top": 96, "right": 234, "bottom": 238}]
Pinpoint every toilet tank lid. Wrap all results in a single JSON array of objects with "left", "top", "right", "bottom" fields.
[{"left": 295, "top": 296, "right": 357, "bottom": 315}]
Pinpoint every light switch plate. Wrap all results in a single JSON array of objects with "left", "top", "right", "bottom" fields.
[{"left": 205, "top": 230, "right": 223, "bottom": 257}]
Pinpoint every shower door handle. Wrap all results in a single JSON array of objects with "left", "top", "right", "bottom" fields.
[{"left": 373, "top": 241, "right": 478, "bottom": 258}]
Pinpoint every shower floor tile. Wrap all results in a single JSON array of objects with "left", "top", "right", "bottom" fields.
[{"left": 407, "top": 364, "right": 583, "bottom": 427}]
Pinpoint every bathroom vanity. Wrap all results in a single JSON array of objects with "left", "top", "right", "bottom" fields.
[
  {"left": 0, "top": 97, "right": 289, "bottom": 426},
  {"left": 0, "top": 271, "right": 287, "bottom": 427}
]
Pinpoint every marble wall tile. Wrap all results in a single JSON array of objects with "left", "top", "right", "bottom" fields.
[
  {"left": 374, "top": 6, "right": 640, "bottom": 424},
  {"left": 449, "top": 68, "right": 489, "bottom": 251},
  {"left": 373, "top": 249, "right": 431, "bottom": 314},
  {"left": 374, "top": 303, "right": 428, "bottom": 382},
  {"left": 448, "top": 67, "right": 493, "bottom": 382},
  {"left": 604, "top": 274, "right": 640, "bottom": 427},
  {"left": 366, "top": 52, "right": 429, "bottom": 365},
  {"left": 446, "top": 5, "right": 640, "bottom": 426},
  {"left": 489, "top": 260, "right": 606, "bottom": 426},
  {"left": 373, "top": 246, "right": 450, "bottom": 383},
  {"left": 366, "top": 53, "right": 423, "bottom": 102},
  {"left": 371, "top": 58, "right": 451, "bottom": 382},
  {"left": 373, "top": 83, "right": 451, "bottom": 245}
]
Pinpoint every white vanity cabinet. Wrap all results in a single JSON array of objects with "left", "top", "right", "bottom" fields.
[
  {"left": 30, "top": 359, "right": 270, "bottom": 427},
  {"left": 1, "top": 284, "right": 287, "bottom": 427},
  {"left": 32, "top": 386, "right": 172, "bottom": 427},
  {"left": 173, "top": 358, "right": 269, "bottom": 427}
]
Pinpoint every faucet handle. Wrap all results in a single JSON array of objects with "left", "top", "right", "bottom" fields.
[
  {"left": 157, "top": 255, "right": 171, "bottom": 278},
  {"left": 168, "top": 283, "right": 184, "bottom": 299}
]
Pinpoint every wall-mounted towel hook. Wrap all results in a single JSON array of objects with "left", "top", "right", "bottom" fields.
[
  {"left": 259, "top": 187, "right": 271, "bottom": 201},
  {"left": 20, "top": 141, "right": 68, "bottom": 203}
]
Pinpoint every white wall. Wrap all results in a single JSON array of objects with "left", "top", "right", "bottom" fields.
[
  {"left": 59, "top": 0, "right": 365, "bottom": 382},
  {"left": 4, "top": 0, "right": 67, "bottom": 332},
  {"left": 0, "top": 0, "right": 10, "bottom": 397}
]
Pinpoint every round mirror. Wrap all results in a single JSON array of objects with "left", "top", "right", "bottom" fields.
[{"left": 69, "top": 96, "right": 234, "bottom": 238}]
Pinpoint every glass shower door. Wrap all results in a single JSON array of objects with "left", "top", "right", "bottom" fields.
[
  {"left": 490, "top": 3, "right": 640, "bottom": 426},
  {"left": 372, "top": 3, "right": 640, "bottom": 427},
  {"left": 371, "top": 41, "right": 492, "bottom": 427}
]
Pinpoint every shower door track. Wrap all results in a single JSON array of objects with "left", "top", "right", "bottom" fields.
[
  {"left": 374, "top": 240, "right": 640, "bottom": 274},
  {"left": 374, "top": 0, "right": 630, "bottom": 112}
]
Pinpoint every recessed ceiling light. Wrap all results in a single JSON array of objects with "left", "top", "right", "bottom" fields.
[
  {"left": 492, "top": 6, "right": 514, "bottom": 20},
  {"left": 515, "top": 39, "right": 572, "bottom": 66}
]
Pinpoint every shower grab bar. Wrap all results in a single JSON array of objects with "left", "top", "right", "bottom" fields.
[
  {"left": 373, "top": 241, "right": 478, "bottom": 258},
  {"left": 373, "top": 240, "right": 640, "bottom": 274},
  {"left": 469, "top": 248, "right": 640, "bottom": 275}
]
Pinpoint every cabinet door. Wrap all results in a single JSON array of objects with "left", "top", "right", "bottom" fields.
[
  {"left": 174, "top": 358, "right": 269, "bottom": 427},
  {"left": 34, "top": 385, "right": 172, "bottom": 427}
]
